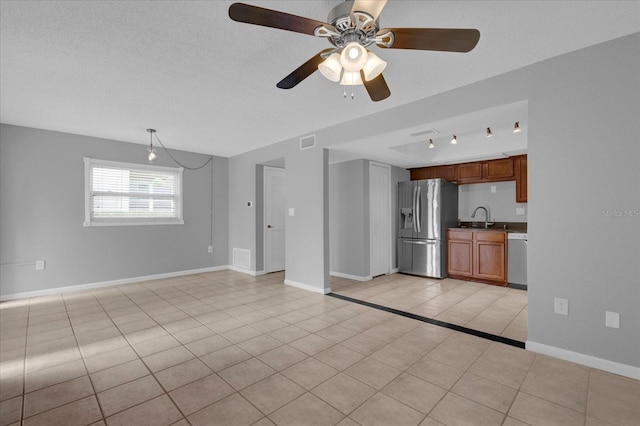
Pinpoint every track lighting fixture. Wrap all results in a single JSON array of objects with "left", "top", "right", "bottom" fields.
[
  {"left": 513, "top": 121, "right": 522, "bottom": 133},
  {"left": 450, "top": 134, "right": 457, "bottom": 145},
  {"left": 486, "top": 127, "right": 493, "bottom": 138},
  {"left": 147, "top": 128, "right": 157, "bottom": 163},
  {"left": 428, "top": 139, "right": 435, "bottom": 149}
]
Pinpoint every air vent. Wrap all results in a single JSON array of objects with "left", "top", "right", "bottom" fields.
[
  {"left": 410, "top": 128, "right": 439, "bottom": 138},
  {"left": 232, "top": 248, "right": 251, "bottom": 270},
  {"left": 300, "top": 134, "right": 316, "bottom": 150}
]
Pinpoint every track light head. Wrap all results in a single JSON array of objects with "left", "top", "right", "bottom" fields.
[
  {"left": 450, "top": 134, "right": 457, "bottom": 145},
  {"left": 428, "top": 139, "right": 435, "bottom": 149},
  {"left": 513, "top": 121, "right": 522, "bottom": 133},
  {"left": 486, "top": 127, "right": 493, "bottom": 138}
]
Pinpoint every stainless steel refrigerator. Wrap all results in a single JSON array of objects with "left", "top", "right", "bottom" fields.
[{"left": 397, "top": 179, "right": 458, "bottom": 278}]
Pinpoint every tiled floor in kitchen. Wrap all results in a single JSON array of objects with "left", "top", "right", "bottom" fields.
[
  {"left": 331, "top": 274, "right": 528, "bottom": 343},
  {"left": 1, "top": 270, "right": 638, "bottom": 425}
]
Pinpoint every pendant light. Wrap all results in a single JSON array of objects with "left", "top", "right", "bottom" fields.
[{"left": 147, "top": 129, "right": 157, "bottom": 163}]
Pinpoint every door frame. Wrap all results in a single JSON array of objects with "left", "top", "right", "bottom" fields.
[
  {"left": 263, "top": 166, "right": 286, "bottom": 273},
  {"left": 369, "top": 161, "right": 392, "bottom": 277}
]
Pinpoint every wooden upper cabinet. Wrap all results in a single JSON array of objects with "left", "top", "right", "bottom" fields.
[
  {"left": 431, "top": 165, "right": 456, "bottom": 181},
  {"left": 410, "top": 164, "right": 456, "bottom": 181},
  {"left": 409, "top": 155, "right": 526, "bottom": 199},
  {"left": 410, "top": 168, "right": 431, "bottom": 180},
  {"left": 483, "top": 158, "right": 514, "bottom": 181},
  {"left": 456, "top": 162, "right": 483, "bottom": 183},
  {"left": 514, "top": 155, "right": 528, "bottom": 203}
]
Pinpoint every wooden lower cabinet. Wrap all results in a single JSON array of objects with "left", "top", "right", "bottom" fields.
[{"left": 448, "top": 229, "right": 507, "bottom": 286}]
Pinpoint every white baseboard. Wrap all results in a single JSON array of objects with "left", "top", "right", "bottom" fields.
[
  {"left": 228, "top": 265, "right": 265, "bottom": 276},
  {"left": 284, "top": 279, "right": 331, "bottom": 295},
  {"left": 0, "top": 265, "right": 228, "bottom": 301},
  {"left": 391, "top": 268, "right": 399, "bottom": 274},
  {"left": 526, "top": 340, "right": 640, "bottom": 380},
  {"left": 329, "top": 271, "right": 372, "bottom": 282}
]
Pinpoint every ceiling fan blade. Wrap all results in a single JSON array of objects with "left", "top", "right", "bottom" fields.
[
  {"left": 277, "top": 49, "right": 333, "bottom": 89},
  {"left": 229, "top": 2, "right": 333, "bottom": 36},
  {"left": 378, "top": 28, "right": 480, "bottom": 52},
  {"left": 360, "top": 71, "right": 391, "bottom": 102},
  {"left": 351, "top": 0, "right": 387, "bottom": 21}
]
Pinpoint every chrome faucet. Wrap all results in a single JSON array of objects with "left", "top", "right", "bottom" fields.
[{"left": 471, "top": 206, "right": 494, "bottom": 228}]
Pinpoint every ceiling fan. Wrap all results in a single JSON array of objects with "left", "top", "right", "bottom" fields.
[{"left": 228, "top": 0, "right": 480, "bottom": 101}]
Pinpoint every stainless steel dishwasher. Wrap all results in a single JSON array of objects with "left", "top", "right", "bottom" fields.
[{"left": 508, "top": 233, "right": 527, "bottom": 289}]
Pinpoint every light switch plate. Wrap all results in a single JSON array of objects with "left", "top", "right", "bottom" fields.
[
  {"left": 35, "top": 260, "right": 45, "bottom": 271},
  {"left": 605, "top": 311, "right": 620, "bottom": 328},
  {"left": 554, "top": 297, "right": 568, "bottom": 315},
  {"left": 491, "top": 185, "right": 496, "bottom": 193},
  {"left": 516, "top": 207, "right": 526, "bottom": 216},
  {"left": 288, "top": 208, "right": 295, "bottom": 217}
]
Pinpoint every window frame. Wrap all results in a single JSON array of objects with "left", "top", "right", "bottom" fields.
[{"left": 84, "top": 157, "right": 184, "bottom": 227}]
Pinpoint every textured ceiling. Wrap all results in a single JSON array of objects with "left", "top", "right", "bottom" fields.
[{"left": 1, "top": 1, "right": 639, "bottom": 163}]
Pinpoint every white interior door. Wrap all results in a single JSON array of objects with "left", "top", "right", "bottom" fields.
[
  {"left": 264, "top": 166, "right": 286, "bottom": 273},
  {"left": 370, "top": 162, "right": 391, "bottom": 277}
]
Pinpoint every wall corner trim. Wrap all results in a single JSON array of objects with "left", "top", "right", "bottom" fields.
[
  {"left": 0, "top": 265, "right": 229, "bottom": 301},
  {"left": 526, "top": 340, "right": 640, "bottom": 380},
  {"left": 284, "top": 279, "right": 330, "bottom": 294},
  {"left": 329, "top": 271, "right": 373, "bottom": 282}
]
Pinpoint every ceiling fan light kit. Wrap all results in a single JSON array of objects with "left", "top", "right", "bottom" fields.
[{"left": 228, "top": 1, "right": 480, "bottom": 102}]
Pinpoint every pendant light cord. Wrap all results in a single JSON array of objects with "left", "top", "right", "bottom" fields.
[
  {"left": 151, "top": 131, "right": 215, "bottom": 250},
  {"left": 152, "top": 132, "right": 213, "bottom": 170}
]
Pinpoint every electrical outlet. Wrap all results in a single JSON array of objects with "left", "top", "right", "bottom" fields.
[
  {"left": 516, "top": 207, "right": 526, "bottom": 216},
  {"left": 288, "top": 208, "right": 295, "bottom": 217},
  {"left": 207, "top": 246, "right": 213, "bottom": 253},
  {"left": 554, "top": 297, "right": 569, "bottom": 315},
  {"left": 35, "top": 260, "right": 45, "bottom": 271},
  {"left": 491, "top": 185, "right": 496, "bottom": 193},
  {"left": 605, "top": 311, "right": 620, "bottom": 328}
]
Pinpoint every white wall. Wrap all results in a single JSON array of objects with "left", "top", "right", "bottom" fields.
[
  {"left": 458, "top": 181, "right": 527, "bottom": 222},
  {"left": 0, "top": 124, "right": 229, "bottom": 298}
]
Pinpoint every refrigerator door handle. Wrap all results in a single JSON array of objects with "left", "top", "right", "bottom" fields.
[
  {"left": 412, "top": 186, "right": 418, "bottom": 232},
  {"left": 416, "top": 185, "right": 422, "bottom": 233},
  {"left": 402, "top": 240, "right": 438, "bottom": 245},
  {"left": 403, "top": 240, "right": 428, "bottom": 245}
]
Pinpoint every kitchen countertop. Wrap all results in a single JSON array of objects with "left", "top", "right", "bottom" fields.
[{"left": 452, "top": 221, "right": 528, "bottom": 233}]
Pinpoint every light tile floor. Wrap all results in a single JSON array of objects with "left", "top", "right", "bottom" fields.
[
  {"left": 0, "top": 270, "right": 638, "bottom": 426},
  {"left": 332, "top": 274, "right": 528, "bottom": 342}
]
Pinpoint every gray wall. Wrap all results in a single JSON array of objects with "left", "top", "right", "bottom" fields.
[
  {"left": 458, "top": 181, "right": 527, "bottom": 222},
  {"left": 329, "top": 159, "right": 409, "bottom": 279},
  {"left": 329, "top": 159, "right": 368, "bottom": 278},
  {"left": 228, "top": 33, "right": 639, "bottom": 371},
  {"left": 527, "top": 34, "right": 639, "bottom": 369},
  {"left": 0, "top": 124, "right": 229, "bottom": 297}
]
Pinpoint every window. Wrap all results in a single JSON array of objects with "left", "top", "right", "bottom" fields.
[{"left": 84, "top": 158, "right": 183, "bottom": 226}]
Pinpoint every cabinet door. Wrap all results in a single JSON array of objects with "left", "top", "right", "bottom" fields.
[
  {"left": 456, "top": 162, "right": 483, "bottom": 183},
  {"left": 473, "top": 232, "right": 507, "bottom": 285},
  {"left": 432, "top": 165, "right": 456, "bottom": 181},
  {"left": 447, "top": 231, "right": 474, "bottom": 277},
  {"left": 410, "top": 168, "right": 432, "bottom": 180},
  {"left": 515, "top": 155, "right": 528, "bottom": 203},
  {"left": 483, "top": 158, "right": 515, "bottom": 181}
]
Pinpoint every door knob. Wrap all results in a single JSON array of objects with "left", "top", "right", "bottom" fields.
[{"left": 267, "top": 225, "right": 273, "bottom": 228}]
